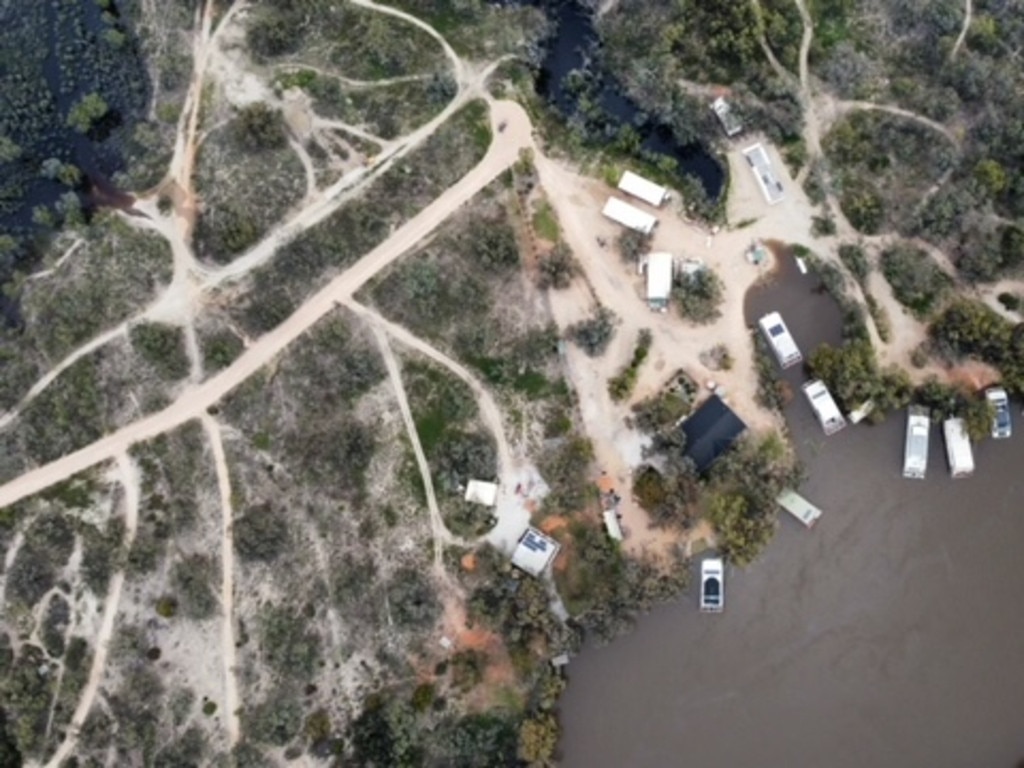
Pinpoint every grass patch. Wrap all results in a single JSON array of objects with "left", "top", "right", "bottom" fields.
[{"left": 531, "top": 199, "right": 560, "bottom": 241}]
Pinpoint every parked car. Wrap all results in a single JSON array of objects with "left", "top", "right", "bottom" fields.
[
  {"left": 986, "top": 387, "right": 1012, "bottom": 439},
  {"left": 700, "top": 558, "right": 724, "bottom": 613}
]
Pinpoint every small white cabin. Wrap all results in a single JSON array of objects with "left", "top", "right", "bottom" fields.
[
  {"left": 742, "top": 143, "right": 784, "bottom": 205},
  {"left": 711, "top": 97, "right": 742, "bottom": 137},
  {"left": 645, "top": 252, "right": 674, "bottom": 310},
  {"left": 602, "top": 197, "right": 658, "bottom": 235},
  {"left": 903, "top": 406, "right": 931, "bottom": 480},
  {"left": 603, "top": 510, "right": 624, "bottom": 541},
  {"left": 617, "top": 170, "right": 669, "bottom": 207},
  {"left": 776, "top": 489, "right": 822, "bottom": 528},
  {"left": 943, "top": 418, "right": 975, "bottom": 478},
  {"left": 758, "top": 312, "right": 802, "bottom": 369},
  {"left": 802, "top": 379, "right": 847, "bottom": 435}
]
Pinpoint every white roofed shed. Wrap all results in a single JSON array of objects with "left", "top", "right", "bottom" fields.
[
  {"left": 464, "top": 480, "right": 498, "bottom": 507},
  {"left": 742, "top": 143, "right": 784, "bottom": 205},
  {"left": 617, "top": 170, "right": 669, "bottom": 207},
  {"left": 602, "top": 197, "right": 658, "bottom": 235},
  {"left": 646, "top": 252, "right": 674, "bottom": 309},
  {"left": 511, "top": 527, "right": 561, "bottom": 577}
]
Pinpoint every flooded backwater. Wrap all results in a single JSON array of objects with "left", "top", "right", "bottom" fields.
[{"left": 559, "top": 253, "right": 1024, "bottom": 767}]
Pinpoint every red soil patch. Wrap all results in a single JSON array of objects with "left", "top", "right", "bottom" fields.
[
  {"left": 538, "top": 515, "right": 568, "bottom": 534},
  {"left": 460, "top": 552, "right": 478, "bottom": 572}
]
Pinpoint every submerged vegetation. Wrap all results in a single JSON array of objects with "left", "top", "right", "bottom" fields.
[{"left": 0, "top": 0, "right": 156, "bottom": 297}]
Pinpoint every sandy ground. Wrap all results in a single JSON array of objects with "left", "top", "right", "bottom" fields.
[
  {"left": 370, "top": 320, "right": 454, "bottom": 573},
  {"left": 0, "top": 98, "right": 533, "bottom": 511},
  {"left": 201, "top": 415, "right": 241, "bottom": 747},
  {"left": 530, "top": 143, "right": 820, "bottom": 557},
  {"left": 45, "top": 454, "right": 140, "bottom": 768}
]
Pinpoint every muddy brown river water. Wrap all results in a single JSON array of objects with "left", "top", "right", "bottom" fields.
[{"left": 559, "top": 255, "right": 1024, "bottom": 767}]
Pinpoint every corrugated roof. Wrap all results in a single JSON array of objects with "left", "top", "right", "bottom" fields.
[{"left": 681, "top": 394, "right": 747, "bottom": 474}]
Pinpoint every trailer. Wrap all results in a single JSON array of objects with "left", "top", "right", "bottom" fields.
[
  {"left": 943, "top": 418, "right": 975, "bottom": 478},
  {"left": 903, "top": 406, "right": 930, "bottom": 480},
  {"left": 617, "top": 170, "right": 670, "bottom": 207},
  {"left": 776, "top": 489, "right": 822, "bottom": 528},
  {"left": 758, "top": 311, "right": 802, "bottom": 369},
  {"left": 601, "top": 197, "right": 658, "bottom": 235},
  {"left": 802, "top": 379, "right": 847, "bottom": 435}
]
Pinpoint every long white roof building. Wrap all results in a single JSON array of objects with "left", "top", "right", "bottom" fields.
[
  {"left": 602, "top": 197, "right": 658, "bottom": 235},
  {"left": 617, "top": 170, "right": 669, "bottom": 207},
  {"left": 742, "top": 143, "right": 784, "bottom": 205},
  {"left": 646, "top": 252, "right": 674, "bottom": 310}
]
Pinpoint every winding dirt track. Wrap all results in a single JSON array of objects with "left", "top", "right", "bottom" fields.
[
  {"left": 0, "top": 100, "right": 532, "bottom": 511},
  {"left": 201, "top": 414, "right": 241, "bottom": 747},
  {"left": 44, "top": 455, "right": 140, "bottom": 768},
  {"left": 369, "top": 321, "right": 451, "bottom": 573}
]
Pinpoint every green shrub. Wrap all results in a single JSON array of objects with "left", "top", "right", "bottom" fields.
[
  {"left": 129, "top": 322, "right": 190, "bottom": 380},
  {"left": 880, "top": 244, "right": 952, "bottom": 318},
  {"left": 568, "top": 306, "right": 617, "bottom": 357},
  {"left": 674, "top": 267, "right": 724, "bottom": 324},
  {"left": 234, "top": 503, "right": 289, "bottom": 562},
  {"left": 837, "top": 243, "right": 870, "bottom": 285},
  {"left": 231, "top": 103, "right": 287, "bottom": 151}
]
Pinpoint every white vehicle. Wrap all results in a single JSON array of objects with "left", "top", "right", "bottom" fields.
[
  {"left": 700, "top": 558, "right": 724, "bottom": 613},
  {"left": 903, "top": 406, "right": 931, "bottom": 480},
  {"left": 758, "top": 312, "right": 802, "bottom": 369},
  {"left": 802, "top": 379, "right": 847, "bottom": 435},
  {"left": 943, "top": 418, "right": 975, "bottom": 478},
  {"left": 986, "top": 387, "right": 1012, "bottom": 439}
]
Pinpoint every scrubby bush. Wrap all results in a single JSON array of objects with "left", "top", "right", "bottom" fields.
[
  {"left": 633, "top": 457, "right": 700, "bottom": 529},
  {"left": 536, "top": 242, "right": 578, "bottom": 290},
  {"left": 607, "top": 329, "right": 652, "bottom": 401},
  {"left": 234, "top": 503, "right": 289, "bottom": 562},
  {"left": 808, "top": 338, "right": 913, "bottom": 415},
  {"left": 232, "top": 103, "right": 287, "bottom": 151},
  {"left": 129, "top": 322, "right": 190, "bottom": 380},
  {"left": 617, "top": 230, "right": 651, "bottom": 264},
  {"left": 880, "top": 244, "right": 953, "bottom": 318},
  {"left": 838, "top": 243, "right": 870, "bottom": 285},
  {"left": 538, "top": 434, "right": 594, "bottom": 514},
  {"left": 674, "top": 267, "right": 723, "bottom": 324},
  {"left": 171, "top": 555, "right": 218, "bottom": 620},
  {"left": 568, "top": 306, "right": 617, "bottom": 357},
  {"left": 260, "top": 605, "right": 321, "bottom": 681},
  {"left": 387, "top": 567, "right": 440, "bottom": 630}
]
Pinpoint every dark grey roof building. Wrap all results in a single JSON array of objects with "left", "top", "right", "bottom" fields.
[{"left": 681, "top": 394, "right": 747, "bottom": 473}]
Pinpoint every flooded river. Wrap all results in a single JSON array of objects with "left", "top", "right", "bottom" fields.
[{"left": 559, "top": 255, "right": 1024, "bottom": 767}]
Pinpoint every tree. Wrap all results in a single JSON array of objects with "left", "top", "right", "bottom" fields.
[
  {"left": 518, "top": 713, "right": 559, "bottom": 765},
  {"left": 674, "top": 267, "right": 724, "bottom": 324},
  {"left": 232, "top": 103, "right": 287, "bottom": 151},
  {"left": 617, "top": 229, "right": 651, "bottom": 264},
  {"left": 568, "top": 306, "right": 617, "bottom": 357},
  {"left": 537, "top": 242, "right": 578, "bottom": 290},
  {"left": 66, "top": 92, "right": 109, "bottom": 133}
]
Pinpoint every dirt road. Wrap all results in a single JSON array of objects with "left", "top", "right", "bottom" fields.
[
  {"left": 347, "top": 301, "right": 531, "bottom": 551},
  {"left": 201, "top": 415, "right": 241, "bottom": 747},
  {"left": 370, "top": 321, "right": 452, "bottom": 573},
  {"left": 0, "top": 99, "right": 532, "bottom": 511},
  {"left": 45, "top": 455, "right": 140, "bottom": 768}
]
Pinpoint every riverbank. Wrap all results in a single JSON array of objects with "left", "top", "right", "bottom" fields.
[{"left": 558, "top": 250, "right": 1024, "bottom": 768}]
